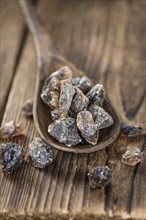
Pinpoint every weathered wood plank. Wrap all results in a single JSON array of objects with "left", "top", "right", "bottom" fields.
[
  {"left": 123, "top": 2, "right": 146, "bottom": 218},
  {"left": 0, "top": 0, "right": 145, "bottom": 219},
  {"left": 131, "top": 135, "right": 146, "bottom": 220},
  {"left": 119, "top": 1, "right": 146, "bottom": 120},
  {"left": 0, "top": 0, "right": 26, "bottom": 121},
  {"left": 103, "top": 1, "right": 146, "bottom": 218}
]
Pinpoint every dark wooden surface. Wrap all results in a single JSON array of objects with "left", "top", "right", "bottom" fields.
[{"left": 0, "top": 1, "right": 146, "bottom": 219}]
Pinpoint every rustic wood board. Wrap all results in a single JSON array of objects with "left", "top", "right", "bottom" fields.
[
  {"left": 0, "top": 1, "right": 146, "bottom": 219},
  {"left": 0, "top": 0, "right": 26, "bottom": 121}
]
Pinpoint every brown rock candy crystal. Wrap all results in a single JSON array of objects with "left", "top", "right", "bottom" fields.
[
  {"left": 46, "top": 76, "right": 60, "bottom": 92},
  {"left": 77, "top": 111, "right": 99, "bottom": 145},
  {"left": 87, "top": 166, "right": 112, "bottom": 188},
  {"left": 21, "top": 99, "right": 33, "bottom": 116},
  {"left": 87, "top": 84, "right": 105, "bottom": 106},
  {"left": 44, "top": 66, "right": 72, "bottom": 86},
  {"left": 72, "top": 76, "right": 93, "bottom": 94},
  {"left": 28, "top": 138, "right": 53, "bottom": 169},
  {"left": 41, "top": 86, "right": 59, "bottom": 109},
  {"left": 0, "top": 142, "right": 25, "bottom": 174},
  {"left": 41, "top": 76, "right": 61, "bottom": 109},
  {"left": 0, "top": 121, "right": 24, "bottom": 139},
  {"left": 59, "top": 79, "right": 75, "bottom": 111},
  {"left": 121, "top": 121, "right": 143, "bottom": 137},
  {"left": 48, "top": 118, "right": 82, "bottom": 147},
  {"left": 71, "top": 88, "right": 89, "bottom": 113},
  {"left": 51, "top": 108, "right": 68, "bottom": 121},
  {"left": 78, "top": 76, "right": 93, "bottom": 94},
  {"left": 72, "top": 77, "right": 80, "bottom": 86},
  {"left": 50, "top": 79, "right": 75, "bottom": 120},
  {"left": 88, "top": 104, "right": 113, "bottom": 129},
  {"left": 121, "top": 147, "right": 143, "bottom": 166}
]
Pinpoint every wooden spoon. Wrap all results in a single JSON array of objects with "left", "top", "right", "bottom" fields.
[{"left": 19, "top": 0, "right": 121, "bottom": 153}]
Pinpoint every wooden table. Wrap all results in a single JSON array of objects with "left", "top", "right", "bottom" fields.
[{"left": 0, "top": 1, "right": 146, "bottom": 219}]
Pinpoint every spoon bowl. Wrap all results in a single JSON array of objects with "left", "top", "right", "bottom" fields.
[{"left": 20, "top": 0, "right": 121, "bottom": 153}]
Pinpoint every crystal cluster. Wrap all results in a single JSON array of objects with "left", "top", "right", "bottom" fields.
[
  {"left": 21, "top": 99, "right": 33, "bottom": 116},
  {"left": 87, "top": 84, "right": 105, "bottom": 106},
  {"left": 48, "top": 118, "right": 82, "bottom": 147},
  {"left": 28, "top": 138, "right": 53, "bottom": 168},
  {"left": 88, "top": 105, "right": 113, "bottom": 129},
  {"left": 87, "top": 166, "right": 112, "bottom": 188},
  {"left": 0, "top": 142, "right": 25, "bottom": 174},
  {"left": 121, "top": 147, "right": 143, "bottom": 166},
  {"left": 0, "top": 121, "right": 24, "bottom": 139},
  {"left": 41, "top": 66, "right": 114, "bottom": 147},
  {"left": 121, "top": 121, "right": 143, "bottom": 137},
  {"left": 76, "top": 111, "right": 99, "bottom": 145}
]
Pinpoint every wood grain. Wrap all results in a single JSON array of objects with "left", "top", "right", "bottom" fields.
[
  {"left": 0, "top": 0, "right": 26, "bottom": 121},
  {"left": 0, "top": 0, "right": 145, "bottom": 219}
]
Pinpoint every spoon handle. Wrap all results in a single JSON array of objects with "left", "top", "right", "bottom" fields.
[{"left": 19, "top": 0, "right": 67, "bottom": 74}]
